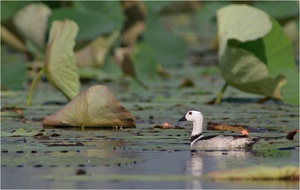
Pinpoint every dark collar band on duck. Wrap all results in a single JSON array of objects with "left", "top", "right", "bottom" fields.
[{"left": 190, "top": 133, "right": 204, "bottom": 146}]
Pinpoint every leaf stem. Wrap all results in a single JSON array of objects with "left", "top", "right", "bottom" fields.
[
  {"left": 215, "top": 82, "right": 229, "bottom": 104},
  {"left": 81, "top": 125, "right": 85, "bottom": 132},
  {"left": 26, "top": 67, "right": 45, "bottom": 106}
]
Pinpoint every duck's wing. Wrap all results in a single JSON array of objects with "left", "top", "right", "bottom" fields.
[{"left": 193, "top": 135, "right": 259, "bottom": 150}]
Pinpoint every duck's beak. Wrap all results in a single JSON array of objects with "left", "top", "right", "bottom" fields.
[{"left": 179, "top": 116, "right": 187, "bottom": 121}]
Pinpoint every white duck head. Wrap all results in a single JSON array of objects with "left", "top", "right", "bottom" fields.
[{"left": 179, "top": 110, "right": 204, "bottom": 136}]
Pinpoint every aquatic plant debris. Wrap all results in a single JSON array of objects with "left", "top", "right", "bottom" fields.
[
  {"left": 208, "top": 166, "right": 299, "bottom": 180},
  {"left": 42, "top": 85, "right": 135, "bottom": 128}
]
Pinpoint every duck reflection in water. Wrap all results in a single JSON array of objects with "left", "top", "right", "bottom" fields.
[{"left": 185, "top": 150, "right": 254, "bottom": 189}]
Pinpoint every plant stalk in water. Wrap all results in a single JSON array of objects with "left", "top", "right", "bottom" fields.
[
  {"left": 26, "top": 68, "right": 45, "bottom": 106},
  {"left": 215, "top": 82, "right": 228, "bottom": 104}
]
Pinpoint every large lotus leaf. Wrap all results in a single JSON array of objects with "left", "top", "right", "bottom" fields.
[
  {"left": 193, "top": 1, "right": 230, "bottom": 39},
  {"left": 48, "top": 7, "right": 115, "bottom": 48},
  {"left": 262, "top": 18, "right": 299, "bottom": 105},
  {"left": 133, "top": 42, "right": 160, "bottom": 83},
  {"left": 217, "top": 4, "right": 298, "bottom": 104},
  {"left": 253, "top": 1, "right": 299, "bottom": 20},
  {"left": 73, "top": 1, "right": 125, "bottom": 30},
  {"left": 217, "top": 4, "right": 272, "bottom": 59},
  {"left": 13, "top": 3, "right": 51, "bottom": 51},
  {"left": 143, "top": 4, "right": 187, "bottom": 67},
  {"left": 1, "top": 1, "right": 31, "bottom": 21},
  {"left": 1, "top": 46, "right": 26, "bottom": 90},
  {"left": 42, "top": 85, "right": 135, "bottom": 128},
  {"left": 220, "top": 47, "right": 287, "bottom": 100},
  {"left": 45, "top": 20, "right": 80, "bottom": 100},
  {"left": 208, "top": 166, "right": 299, "bottom": 180}
]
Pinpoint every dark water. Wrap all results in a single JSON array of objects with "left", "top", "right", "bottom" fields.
[{"left": 2, "top": 148, "right": 299, "bottom": 189}]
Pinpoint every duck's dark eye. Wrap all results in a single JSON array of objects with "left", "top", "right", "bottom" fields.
[{"left": 188, "top": 112, "right": 192, "bottom": 115}]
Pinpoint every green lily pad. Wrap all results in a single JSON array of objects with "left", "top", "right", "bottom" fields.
[
  {"left": 1, "top": 128, "right": 45, "bottom": 137},
  {"left": 45, "top": 20, "right": 80, "bottom": 100}
]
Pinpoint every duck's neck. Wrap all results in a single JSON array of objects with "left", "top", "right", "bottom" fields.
[
  {"left": 191, "top": 118, "right": 203, "bottom": 136},
  {"left": 190, "top": 118, "right": 204, "bottom": 146}
]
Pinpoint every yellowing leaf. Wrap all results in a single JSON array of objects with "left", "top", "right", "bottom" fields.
[
  {"left": 217, "top": 4, "right": 272, "bottom": 59},
  {"left": 13, "top": 3, "right": 51, "bottom": 50},
  {"left": 75, "top": 30, "right": 119, "bottom": 68},
  {"left": 42, "top": 85, "right": 135, "bottom": 128},
  {"left": 45, "top": 20, "right": 80, "bottom": 100},
  {"left": 208, "top": 166, "right": 299, "bottom": 180}
]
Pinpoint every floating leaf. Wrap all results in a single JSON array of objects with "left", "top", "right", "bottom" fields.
[
  {"left": 13, "top": 3, "right": 51, "bottom": 51},
  {"left": 208, "top": 166, "right": 299, "bottom": 180},
  {"left": 1, "top": 128, "right": 45, "bottom": 137},
  {"left": 42, "top": 85, "right": 135, "bottom": 128},
  {"left": 45, "top": 20, "right": 80, "bottom": 100}
]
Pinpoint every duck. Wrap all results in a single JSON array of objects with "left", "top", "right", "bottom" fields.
[{"left": 179, "top": 110, "right": 259, "bottom": 150}]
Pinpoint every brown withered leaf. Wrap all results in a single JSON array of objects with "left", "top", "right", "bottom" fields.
[
  {"left": 42, "top": 85, "right": 135, "bottom": 128},
  {"left": 207, "top": 121, "right": 249, "bottom": 132},
  {"left": 120, "top": 1, "right": 146, "bottom": 46},
  {"left": 286, "top": 129, "right": 298, "bottom": 141}
]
